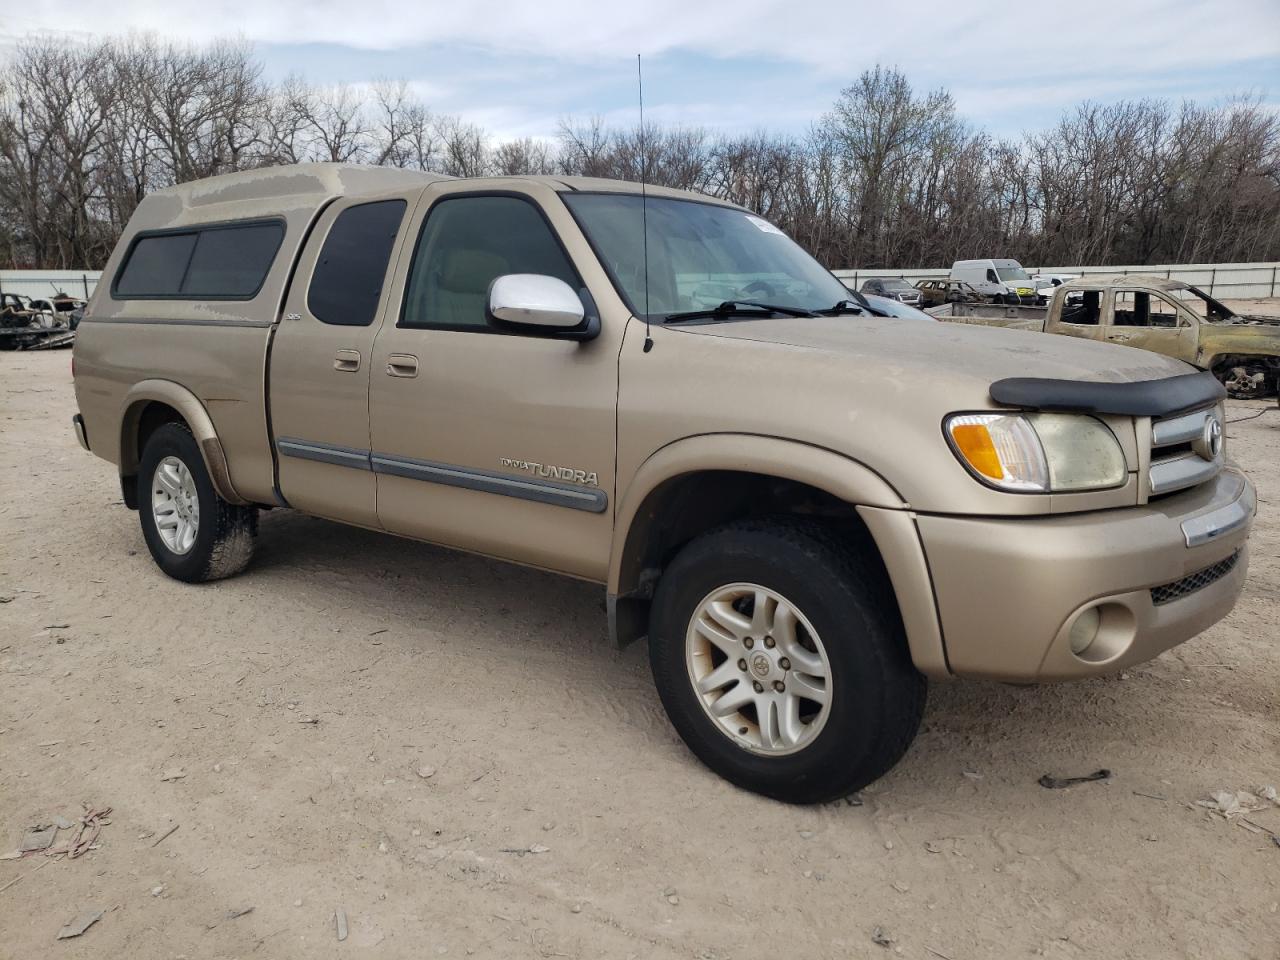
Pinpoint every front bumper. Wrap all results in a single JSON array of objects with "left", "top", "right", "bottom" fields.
[{"left": 917, "top": 468, "right": 1256, "bottom": 681}]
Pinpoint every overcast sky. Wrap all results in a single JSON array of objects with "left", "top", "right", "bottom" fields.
[{"left": 4, "top": 0, "right": 1278, "bottom": 139}]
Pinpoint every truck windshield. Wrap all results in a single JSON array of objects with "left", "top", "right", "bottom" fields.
[
  {"left": 997, "top": 266, "right": 1032, "bottom": 284},
  {"left": 562, "top": 193, "right": 851, "bottom": 318}
]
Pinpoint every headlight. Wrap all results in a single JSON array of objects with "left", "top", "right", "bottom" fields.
[{"left": 945, "top": 412, "right": 1127, "bottom": 493}]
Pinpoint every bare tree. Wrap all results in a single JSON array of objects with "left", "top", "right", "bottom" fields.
[{"left": 2, "top": 39, "right": 1277, "bottom": 271}]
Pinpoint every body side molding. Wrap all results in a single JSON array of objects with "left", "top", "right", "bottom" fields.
[{"left": 275, "top": 438, "right": 608, "bottom": 513}]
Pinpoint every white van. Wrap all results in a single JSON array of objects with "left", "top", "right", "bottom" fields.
[{"left": 950, "top": 259, "right": 1039, "bottom": 304}]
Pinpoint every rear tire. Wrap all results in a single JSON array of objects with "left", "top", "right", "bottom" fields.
[
  {"left": 648, "top": 519, "right": 926, "bottom": 803},
  {"left": 138, "top": 422, "right": 257, "bottom": 582}
]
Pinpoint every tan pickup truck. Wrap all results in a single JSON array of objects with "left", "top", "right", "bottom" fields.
[
  {"left": 932, "top": 275, "right": 1280, "bottom": 398},
  {"left": 72, "top": 164, "right": 1256, "bottom": 802}
]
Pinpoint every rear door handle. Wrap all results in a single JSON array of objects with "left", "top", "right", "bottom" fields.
[
  {"left": 333, "top": 349, "right": 361, "bottom": 372},
  {"left": 386, "top": 354, "right": 419, "bottom": 378}
]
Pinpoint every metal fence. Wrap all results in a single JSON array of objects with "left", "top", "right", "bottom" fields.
[
  {"left": 2, "top": 261, "right": 1279, "bottom": 305},
  {"left": 0, "top": 271, "right": 100, "bottom": 302},
  {"left": 832, "top": 262, "right": 1280, "bottom": 300}
]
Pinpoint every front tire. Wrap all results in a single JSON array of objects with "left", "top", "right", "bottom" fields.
[
  {"left": 648, "top": 519, "right": 926, "bottom": 803},
  {"left": 1214, "top": 360, "right": 1271, "bottom": 400},
  {"left": 138, "top": 422, "right": 257, "bottom": 582}
]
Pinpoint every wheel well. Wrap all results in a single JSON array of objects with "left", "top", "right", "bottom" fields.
[
  {"left": 129, "top": 401, "right": 186, "bottom": 469},
  {"left": 118, "top": 401, "right": 187, "bottom": 509},
  {"left": 612, "top": 471, "right": 885, "bottom": 646},
  {"left": 1209, "top": 354, "right": 1280, "bottom": 390}
]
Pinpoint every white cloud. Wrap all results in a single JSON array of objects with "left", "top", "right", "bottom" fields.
[{"left": 11, "top": 0, "right": 1280, "bottom": 83}]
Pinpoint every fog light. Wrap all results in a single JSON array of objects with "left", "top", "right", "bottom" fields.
[{"left": 1068, "top": 607, "right": 1101, "bottom": 655}]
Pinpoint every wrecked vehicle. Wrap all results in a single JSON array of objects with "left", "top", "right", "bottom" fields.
[
  {"left": 0, "top": 293, "right": 76, "bottom": 350},
  {"left": 72, "top": 164, "right": 1256, "bottom": 803},
  {"left": 931, "top": 275, "right": 1280, "bottom": 398},
  {"left": 915, "top": 278, "right": 984, "bottom": 308}
]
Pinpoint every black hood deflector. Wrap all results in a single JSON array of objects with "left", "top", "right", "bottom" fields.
[{"left": 989, "top": 370, "right": 1225, "bottom": 418}]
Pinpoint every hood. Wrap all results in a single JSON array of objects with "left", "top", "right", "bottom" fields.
[
  {"left": 1221, "top": 313, "right": 1280, "bottom": 327},
  {"left": 671, "top": 314, "right": 1191, "bottom": 385},
  {"left": 625, "top": 315, "right": 1190, "bottom": 516}
]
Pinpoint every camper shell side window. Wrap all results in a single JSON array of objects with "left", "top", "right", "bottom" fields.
[{"left": 112, "top": 218, "right": 286, "bottom": 301}]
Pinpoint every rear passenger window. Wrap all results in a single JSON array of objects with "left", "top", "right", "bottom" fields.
[
  {"left": 308, "top": 200, "right": 407, "bottom": 326},
  {"left": 401, "top": 195, "right": 579, "bottom": 331},
  {"left": 113, "top": 220, "right": 283, "bottom": 300}
]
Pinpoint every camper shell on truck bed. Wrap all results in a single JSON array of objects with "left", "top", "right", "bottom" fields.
[{"left": 73, "top": 163, "right": 1256, "bottom": 804}]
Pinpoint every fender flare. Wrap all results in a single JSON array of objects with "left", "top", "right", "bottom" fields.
[
  {"left": 119, "top": 379, "right": 248, "bottom": 505},
  {"left": 609, "top": 433, "right": 904, "bottom": 595},
  {"left": 607, "top": 433, "right": 949, "bottom": 677}
]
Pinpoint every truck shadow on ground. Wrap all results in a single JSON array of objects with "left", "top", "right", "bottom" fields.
[{"left": 245, "top": 507, "right": 1239, "bottom": 800}]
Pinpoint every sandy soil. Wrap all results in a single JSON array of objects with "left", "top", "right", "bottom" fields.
[{"left": 1, "top": 350, "right": 1277, "bottom": 960}]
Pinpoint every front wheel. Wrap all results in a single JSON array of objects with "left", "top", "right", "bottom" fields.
[
  {"left": 1214, "top": 360, "right": 1272, "bottom": 400},
  {"left": 138, "top": 422, "right": 258, "bottom": 582},
  {"left": 648, "top": 520, "right": 926, "bottom": 803}
]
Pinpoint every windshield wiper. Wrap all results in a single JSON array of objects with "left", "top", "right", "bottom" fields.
[
  {"left": 662, "top": 300, "right": 820, "bottom": 324},
  {"left": 817, "top": 295, "right": 870, "bottom": 316}
]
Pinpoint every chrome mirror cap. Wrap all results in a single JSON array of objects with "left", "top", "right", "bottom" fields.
[{"left": 488, "top": 274, "right": 585, "bottom": 330}]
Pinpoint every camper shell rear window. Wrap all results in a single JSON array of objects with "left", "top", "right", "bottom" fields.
[{"left": 113, "top": 218, "right": 285, "bottom": 300}]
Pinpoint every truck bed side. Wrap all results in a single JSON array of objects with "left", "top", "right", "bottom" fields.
[{"left": 927, "top": 301, "right": 1048, "bottom": 333}]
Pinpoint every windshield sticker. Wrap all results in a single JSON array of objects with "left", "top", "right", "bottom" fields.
[{"left": 745, "top": 215, "right": 785, "bottom": 236}]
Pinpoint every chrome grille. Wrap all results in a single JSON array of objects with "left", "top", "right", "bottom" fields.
[
  {"left": 1150, "top": 551, "right": 1240, "bottom": 605},
  {"left": 1148, "top": 405, "right": 1223, "bottom": 497}
]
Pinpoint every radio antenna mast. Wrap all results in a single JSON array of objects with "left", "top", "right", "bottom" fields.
[{"left": 637, "top": 54, "right": 653, "bottom": 353}]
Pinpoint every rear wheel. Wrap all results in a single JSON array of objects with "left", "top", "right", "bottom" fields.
[
  {"left": 138, "top": 422, "right": 257, "bottom": 582},
  {"left": 648, "top": 519, "right": 926, "bottom": 803}
]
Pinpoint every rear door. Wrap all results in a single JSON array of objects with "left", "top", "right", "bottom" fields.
[{"left": 268, "top": 191, "right": 420, "bottom": 525}]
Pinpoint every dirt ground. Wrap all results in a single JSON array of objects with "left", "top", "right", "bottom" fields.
[{"left": 1, "top": 350, "right": 1277, "bottom": 960}]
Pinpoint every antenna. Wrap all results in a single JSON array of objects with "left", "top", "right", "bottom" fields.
[{"left": 637, "top": 54, "right": 653, "bottom": 353}]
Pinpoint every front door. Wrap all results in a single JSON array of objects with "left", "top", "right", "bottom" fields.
[
  {"left": 368, "top": 182, "right": 621, "bottom": 580},
  {"left": 1106, "top": 289, "right": 1198, "bottom": 363},
  {"left": 268, "top": 192, "right": 419, "bottom": 526}
]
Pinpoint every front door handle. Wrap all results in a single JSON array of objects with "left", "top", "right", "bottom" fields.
[
  {"left": 386, "top": 353, "right": 419, "bottom": 378},
  {"left": 334, "top": 349, "right": 361, "bottom": 372},
  {"left": 1109, "top": 333, "right": 1132, "bottom": 342}
]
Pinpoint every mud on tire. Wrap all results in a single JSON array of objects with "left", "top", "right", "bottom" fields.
[{"left": 137, "top": 422, "right": 257, "bottom": 583}]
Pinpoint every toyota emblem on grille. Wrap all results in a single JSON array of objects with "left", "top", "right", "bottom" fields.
[{"left": 1200, "top": 417, "right": 1223, "bottom": 460}]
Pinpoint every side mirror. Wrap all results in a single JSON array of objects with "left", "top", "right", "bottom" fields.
[{"left": 487, "top": 274, "right": 598, "bottom": 341}]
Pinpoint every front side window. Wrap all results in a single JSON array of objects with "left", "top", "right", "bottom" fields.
[
  {"left": 563, "top": 193, "right": 850, "bottom": 318},
  {"left": 308, "top": 200, "right": 407, "bottom": 326},
  {"left": 1169, "top": 285, "right": 1227, "bottom": 322},
  {"left": 113, "top": 221, "right": 283, "bottom": 299},
  {"left": 401, "top": 195, "right": 579, "bottom": 330}
]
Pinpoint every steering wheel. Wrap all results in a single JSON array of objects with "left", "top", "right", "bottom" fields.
[{"left": 741, "top": 280, "right": 777, "bottom": 299}]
